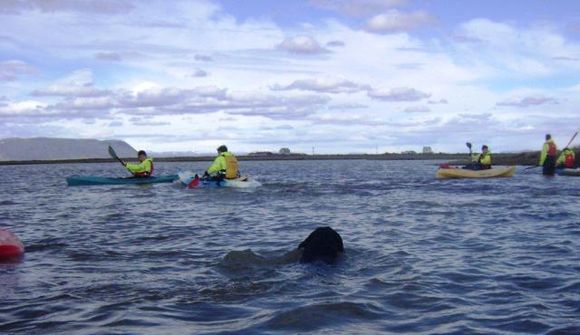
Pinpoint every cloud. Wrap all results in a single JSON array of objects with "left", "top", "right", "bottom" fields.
[
  {"left": 328, "top": 103, "right": 368, "bottom": 110},
  {"left": 31, "top": 69, "right": 110, "bottom": 97},
  {"left": 271, "top": 78, "right": 370, "bottom": 94},
  {"left": 368, "top": 87, "right": 431, "bottom": 101},
  {"left": 94, "top": 52, "right": 122, "bottom": 62},
  {"left": 428, "top": 99, "right": 448, "bottom": 105},
  {"left": 277, "top": 36, "right": 329, "bottom": 54},
  {"left": 194, "top": 54, "right": 213, "bottom": 62},
  {"left": 309, "top": 0, "right": 407, "bottom": 17},
  {"left": 326, "top": 40, "right": 345, "bottom": 47},
  {"left": 13, "top": 75, "right": 331, "bottom": 122},
  {"left": 0, "top": 60, "right": 36, "bottom": 81},
  {"left": 108, "top": 120, "right": 123, "bottom": 127},
  {"left": 365, "top": 10, "right": 434, "bottom": 33},
  {"left": 404, "top": 105, "right": 430, "bottom": 113},
  {"left": 191, "top": 69, "right": 208, "bottom": 77},
  {"left": 552, "top": 56, "right": 580, "bottom": 62},
  {"left": 131, "top": 119, "right": 171, "bottom": 126},
  {"left": 496, "top": 96, "right": 558, "bottom": 108},
  {"left": 0, "top": 0, "right": 134, "bottom": 15}
]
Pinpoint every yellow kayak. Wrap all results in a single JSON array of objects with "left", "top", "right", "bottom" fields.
[{"left": 436, "top": 166, "right": 516, "bottom": 179}]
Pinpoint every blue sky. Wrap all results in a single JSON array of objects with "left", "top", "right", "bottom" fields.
[{"left": 1, "top": 0, "right": 579, "bottom": 153}]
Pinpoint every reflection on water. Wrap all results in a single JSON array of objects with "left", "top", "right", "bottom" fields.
[{"left": 0, "top": 160, "right": 579, "bottom": 334}]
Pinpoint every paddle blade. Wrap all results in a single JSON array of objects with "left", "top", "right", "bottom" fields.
[
  {"left": 466, "top": 142, "right": 472, "bottom": 149},
  {"left": 108, "top": 145, "right": 120, "bottom": 160}
]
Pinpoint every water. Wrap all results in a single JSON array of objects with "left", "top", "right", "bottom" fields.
[{"left": 0, "top": 160, "right": 579, "bottom": 334}]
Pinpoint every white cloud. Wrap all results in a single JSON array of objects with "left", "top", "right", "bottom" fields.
[
  {"left": 0, "top": 0, "right": 134, "bottom": 15},
  {"left": 0, "top": 60, "right": 36, "bottom": 81},
  {"left": 404, "top": 105, "right": 430, "bottom": 113},
  {"left": 326, "top": 40, "right": 345, "bottom": 47},
  {"left": 496, "top": 96, "right": 558, "bottom": 108},
  {"left": 31, "top": 69, "right": 110, "bottom": 97},
  {"left": 309, "top": 0, "right": 407, "bottom": 17},
  {"left": 277, "top": 36, "right": 329, "bottom": 54},
  {"left": 365, "top": 10, "right": 434, "bottom": 33},
  {"left": 271, "top": 78, "right": 370, "bottom": 94},
  {"left": 368, "top": 87, "right": 431, "bottom": 101}
]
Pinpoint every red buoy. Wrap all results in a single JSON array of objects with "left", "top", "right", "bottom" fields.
[{"left": 0, "top": 229, "right": 24, "bottom": 261}]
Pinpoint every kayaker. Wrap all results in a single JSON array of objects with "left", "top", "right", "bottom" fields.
[
  {"left": 466, "top": 145, "right": 492, "bottom": 170},
  {"left": 539, "top": 134, "right": 558, "bottom": 176},
  {"left": 475, "top": 145, "right": 492, "bottom": 170},
  {"left": 204, "top": 145, "right": 239, "bottom": 180},
  {"left": 556, "top": 147, "right": 576, "bottom": 169},
  {"left": 123, "top": 150, "right": 153, "bottom": 177}
]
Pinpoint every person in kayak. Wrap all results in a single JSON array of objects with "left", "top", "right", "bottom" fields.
[
  {"left": 123, "top": 150, "right": 153, "bottom": 178},
  {"left": 539, "top": 134, "right": 558, "bottom": 176},
  {"left": 204, "top": 145, "right": 239, "bottom": 180},
  {"left": 474, "top": 145, "right": 492, "bottom": 170},
  {"left": 465, "top": 145, "right": 492, "bottom": 170},
  {"left": 556, "top": 147, "right": 576, "bottom": 169}
]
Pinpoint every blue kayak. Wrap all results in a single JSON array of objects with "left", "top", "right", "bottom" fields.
[{"left": 67, "top": 175, "right": 178, "bottom": 186}]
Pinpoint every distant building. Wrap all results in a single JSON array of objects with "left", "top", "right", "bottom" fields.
[
  {"left": 401, "top": 150, "right": 417, "bottom": 155},
  {"left": 279, "top": 148, "right": 291, "bottom": 155},
  {"left": 422, "top": 146, "right": 433, "bottom": 154}
]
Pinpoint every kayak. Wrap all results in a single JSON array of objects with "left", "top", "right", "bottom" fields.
[
  {"left": 67, "top": 175, "right": 178, "bottom": 186},
  {"left": 557, "top": 168, "right": 580, "bottom": 176},
  {"left": 177, "top": 171, "right": 261, "bottom": 189},
  {"left": 436, "top": 166, "right": 516, "bottom": 179},
  {"left": 0, "top": 229, "right": 24, "bottom": 261}
]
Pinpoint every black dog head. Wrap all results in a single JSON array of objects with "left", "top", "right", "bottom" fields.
[{"left": 298, "top": 227, "right": 344, "bottom": 264}]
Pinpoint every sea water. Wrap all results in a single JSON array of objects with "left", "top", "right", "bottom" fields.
[{"left": 0, "top": 160, "right": 578, "bottom": 334}]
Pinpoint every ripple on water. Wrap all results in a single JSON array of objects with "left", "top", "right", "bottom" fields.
[{"left": 0, "top": 161, "right": 579, "bottom": 334}]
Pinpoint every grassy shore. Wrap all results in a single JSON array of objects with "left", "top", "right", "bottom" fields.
[{"left": 2, "top": 150, "right": 577, "bottom": 166}]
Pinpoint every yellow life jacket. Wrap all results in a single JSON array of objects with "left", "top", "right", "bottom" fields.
[{"left": 224, "top": 155, "right": 239, "bottom": 179}]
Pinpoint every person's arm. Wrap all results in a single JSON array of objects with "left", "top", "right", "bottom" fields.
[
  {"left": 126, "top": 160, "right": 150, "bottom": 174},
  {"left": 539, "top": 143, "right": 547, "bottom": 165},
  {"left": 207, "top": 156, "right": 225, "bottom": 174},
  {"left": 556, "top": 152, "right": 565, "bottom": 165}
]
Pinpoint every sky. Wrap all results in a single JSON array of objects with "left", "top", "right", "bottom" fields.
[{"left": 1, "top": 0, "right": 579, "bottom": 154}]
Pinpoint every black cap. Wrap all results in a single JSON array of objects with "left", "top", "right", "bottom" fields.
[
  {"left": 482, "top": 145, "right": 488, "bottom": 150},
  {"left": 546, "top": 134, "right": 551, "bottom": 140},
  {"left": 217, "top": 145, "right": 228, "bottom": 153},
  {"left": 137, "top": 150, "right": 147, "bottom": 156}
]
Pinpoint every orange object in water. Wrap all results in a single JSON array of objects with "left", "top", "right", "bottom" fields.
[{"left": 0, "top": 229, "right": 24, "bottom": 260}]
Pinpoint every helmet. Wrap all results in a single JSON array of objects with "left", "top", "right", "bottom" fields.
[
  {"left": 137, "top": 150, "right": 147, "bottom": 156},
  {"left": 217, "top": 145, "right": 228, "bottom": 153}
]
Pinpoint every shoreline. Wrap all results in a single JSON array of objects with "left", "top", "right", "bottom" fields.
[{"left": 0, "top": 152, "right": 549, "bottom": 166}]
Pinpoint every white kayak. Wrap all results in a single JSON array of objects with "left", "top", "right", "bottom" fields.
[{"left": 176, "top": 171, "right": 262, "bottom": 188}]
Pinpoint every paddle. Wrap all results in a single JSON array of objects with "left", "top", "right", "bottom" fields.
[
  {"left": 108, "top": 145, "right": 125, "bottom": 166},
  {"left": 564, "top": 131, "right": 578, "bottom": 149},
  {"left": 466, "top": 142, "right": 472, "bottom": 157}
]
